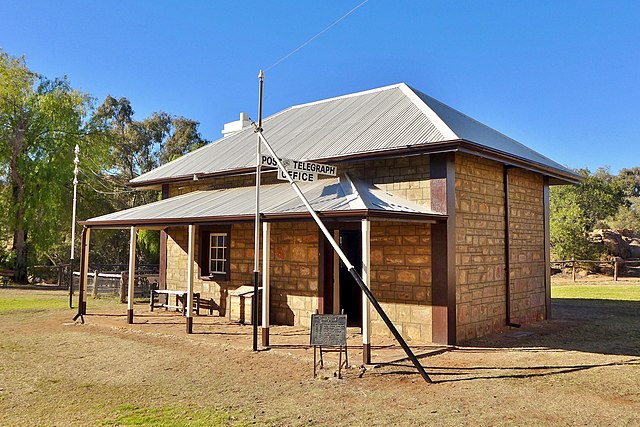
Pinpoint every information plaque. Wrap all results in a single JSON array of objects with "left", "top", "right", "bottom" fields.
[{"left": 310, "top": 314, "right": 347, "bottom": 347}]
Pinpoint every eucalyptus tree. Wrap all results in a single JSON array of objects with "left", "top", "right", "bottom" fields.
[
  {"left": 550, "top": 168, "right": 626, "bottom": 260},
  {"left": 93, "top": 96, "right": 208, "bottom": 208},
  {"left": 89, "top": 96, "right": 209, "bottom": 265},
  {"left": 0, "top": 50, "right": 93, "bottom": 282},
  {"left": 0, "top": 50, "right": 210, "bottom": 280}
]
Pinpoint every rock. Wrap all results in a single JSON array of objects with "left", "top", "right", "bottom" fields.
[
  {"left": 629, "top": 239, "right": 640, "bottom": 258},
  {"left": 590, "top": 229, "right": 632, "bottom": 258},
  {"left": 617, "top": 229, "right": 638, "bottom": 239}
]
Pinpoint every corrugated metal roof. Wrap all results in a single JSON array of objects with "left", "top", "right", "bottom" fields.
[
  {"left": 131, "top": 83, "right": 577, "bottom": 186},
  {"left": 85, "top": 174, "right": 442, "bottom": 227},
  {"left": 409, "top": 87, "right": 572, "bottom": 174}
]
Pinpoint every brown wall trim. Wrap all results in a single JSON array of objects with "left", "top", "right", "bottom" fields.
[{"left": 430, "top": 153, "right": 457, "bottom": 345}]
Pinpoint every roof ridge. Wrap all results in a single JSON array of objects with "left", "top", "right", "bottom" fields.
[
  {"left": 289, "top": 83, "right": 405, "bottom": 110},
  {"left": 398, "top": 83, "right": 458, "bottom": 141},
  {"left": 340, "top": 173, "right": 367, "bottom": 210}
]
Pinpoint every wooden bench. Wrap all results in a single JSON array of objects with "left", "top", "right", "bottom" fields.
[
  {"left": 195, "top": 297, "right": 219, "bottom": 316},
  {"left": 0, "top": 269, "right": 14, "bottom": 286},
  {"left": 150, "top": 289, "right": 200, "bottom": 315}
]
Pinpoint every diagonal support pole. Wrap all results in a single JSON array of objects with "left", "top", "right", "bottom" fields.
[{"left": 253, "top": 128, "right": 432, "bottom": 383}]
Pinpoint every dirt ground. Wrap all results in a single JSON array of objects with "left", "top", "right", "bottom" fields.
[{"left": 1, "top": 285, "right": 639, "bottom": 426}]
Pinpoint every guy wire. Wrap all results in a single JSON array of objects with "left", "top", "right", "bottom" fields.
[{"left": 265, "top": 0, "right": 369, "bottom": 72}]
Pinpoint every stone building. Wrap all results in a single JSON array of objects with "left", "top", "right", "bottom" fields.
[{"left": 81, "top": 83, "right": 579, "bottom": 360}]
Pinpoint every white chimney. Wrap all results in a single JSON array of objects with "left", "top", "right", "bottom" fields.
[{"left": 221, "top": 112, "right": 252, "bottom": 137}]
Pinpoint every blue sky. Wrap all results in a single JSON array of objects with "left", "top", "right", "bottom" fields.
[{"left": 1, "top": 0, "right": 638, "bottom": 173}]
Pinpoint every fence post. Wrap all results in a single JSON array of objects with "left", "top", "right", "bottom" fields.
[
  {"left": 68, "top": 265, "right": 74, "bottom": 309},
  {"left": 92, "top": 270, "right": 98, "bottom": 297},
  {"left": 572, "top": 257, "right": 576, "bottom": 282},
  {"left": 119, "top": 272, "right": 127, "bottom": 303}
]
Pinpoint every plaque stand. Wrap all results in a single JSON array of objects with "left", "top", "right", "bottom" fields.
[
  {"left": 311, "top": 310, "right": 349, "bottom": 379},
  {"left": 314, "top": 343, "right": 349, "bottom": 379}
]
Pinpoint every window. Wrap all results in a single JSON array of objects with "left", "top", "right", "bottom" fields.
[
  {"left": 199, "top": 226, "right": 230, "bottom": 280},
  {"left": 209, "top": 233, "right": 227, "bottom": 275}
]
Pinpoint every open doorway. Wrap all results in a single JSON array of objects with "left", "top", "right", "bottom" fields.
[{"left": 320, "top": 227, "right": 362, "bottom": 328}]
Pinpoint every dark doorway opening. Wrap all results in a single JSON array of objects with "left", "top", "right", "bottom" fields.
[{"left": 339, "top": 230, "right": 362, "bottom": 327}]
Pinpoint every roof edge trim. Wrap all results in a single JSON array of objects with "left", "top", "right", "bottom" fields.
[
  {"left": 128, "top": 140, "right": 580, "bottom": 188},
  {"left": 81, "top": 209, "right": 446, "bottom": 229}
]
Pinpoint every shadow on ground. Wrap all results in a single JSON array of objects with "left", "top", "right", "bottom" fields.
[
  {"left": 464, "top": 298, "right": 640, "bottom": 357},
  {"left": 372, "top": 298, "right": 640, "bottom": 383}
]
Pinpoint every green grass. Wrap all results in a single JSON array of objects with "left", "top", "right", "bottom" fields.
[
  {"left": 103, "top": 404, "right": 251, "bottom": 427},
  {"left": 0, "top": 296, "right": 68, "bottom": 313},
  {"left": 552, "top": 283, "right": 640, "bottom": 301}
]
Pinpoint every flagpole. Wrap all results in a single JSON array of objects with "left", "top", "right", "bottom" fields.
[
  {"left": 253, "top": 70, "right": 265, "bottom": 351},
  {"left": 69, "top": 144, "right": 79, "bottom": 308}
]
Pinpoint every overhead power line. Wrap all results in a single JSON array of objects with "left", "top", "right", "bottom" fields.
[{"left": 265, "top": 0, "right": 369, "bottom": 72}]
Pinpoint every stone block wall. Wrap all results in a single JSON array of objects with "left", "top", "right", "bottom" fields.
[
  {"left": 161, "top": 151, "right": 546, "bottom": 344},
  {"left": 162, "top": 156, "right": 436, "bottom": 339},
  {"left": 341, "top": 155, "right": 431, "bottom": 207},
  {"left": 268, "top": 222, "right": 320, "bottom": 327},
  {"left": 165, "top": 224, "right": 254, "bottom": 316},
  {"left": 455, "top": 154, "right": 506, "bottom": 341},
  {"left": 369, "top": 221, "right": 433, "bottom": 343},
  {"left": 165, "top": 222, "right": 320, "bottom": 328},
  {"left": 167, "top": 155, "right": 432, "bottom": 209},
  {"left": 455, "top": 154, "right": 546, "bottom": 341},
  {"left": 168, "top": 174, "right": 271, "bottom": 197},
  {"left": 345, "top": 156, "right": 434, "bottom": 343},
  {"left": 507, "top": 168, "right": 546, "bottom": 323}
]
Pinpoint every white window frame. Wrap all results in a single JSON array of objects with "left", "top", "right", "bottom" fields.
[{"left": 209, "top": 232, "right": 228, "bottom": 275}]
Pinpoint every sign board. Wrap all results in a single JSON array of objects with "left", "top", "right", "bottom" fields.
[
  {"left": 260, "top": 155, "right": 337, "bottom": 177},
  {"left": 260, "top": 154, "right": 293, "bottom": 169},
  {"left": 277, "top": 168, "right": 316, "bottom": 183},
  {"left": 310, "top": 314, "right": 347, "bottom": 346}
]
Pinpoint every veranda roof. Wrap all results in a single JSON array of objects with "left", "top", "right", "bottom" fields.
[
  {"left": 130, "top": 83, "right": 580, "bottom": 188},
  {"left": 83, "top": 174, "right": 444, "bottom": 228}
]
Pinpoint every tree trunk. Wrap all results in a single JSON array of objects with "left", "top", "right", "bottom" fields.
[
  {"left": 10, "top": 120, "right": 28, "bottom": 283},
  {"left": 13, "top": 228, "right": 27, "bottom": 283}
]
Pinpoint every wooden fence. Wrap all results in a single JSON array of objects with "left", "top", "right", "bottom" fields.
[
  {"left": 29, "top": 264, "right": 70, "bottom": 286},
  {"left": 72, "top": 270, "right": 159, "bottom": 302},
  {"left": 551, "top": 258, "right": 640, "bottom": 282}
]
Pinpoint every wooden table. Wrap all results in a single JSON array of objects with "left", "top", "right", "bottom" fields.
[{"left": 150, "top": 289, "right": 200, "bottom": 315}]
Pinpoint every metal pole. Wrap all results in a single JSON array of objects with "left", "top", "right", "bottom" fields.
[
  {"left": 186, "top": 224, "right": 195, "bottom": 333},
  {"left": 127, "top": 226, "right": 137, "bottom": 324},
  {"left": 254, "top": 129, "right": 433, "bottom": 383},
  {"left": 69, "top": 144, "right": 79, "bottom": 308},
  {"left": 253, "top": 70, "right": 265, "bottom": 351},
  {"left": 73, "top": 227, "right": 89, "bottom": 323}
]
